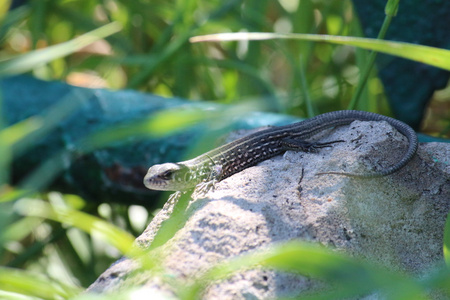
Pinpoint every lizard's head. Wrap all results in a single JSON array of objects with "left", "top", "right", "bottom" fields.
[{"left": 143, "top": 163, "right": 195, "bottom": 191}]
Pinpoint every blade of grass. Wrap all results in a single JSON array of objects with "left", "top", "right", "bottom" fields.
[
  {"left": 419, "top": 265, "right": 450, "bottom": 296},
  {"left": 444, "top": 211, "right": 450, "bottom": 267},
  {"left": 348, "top": 0, "right": 399, "bottom": 109},
  {"left": 0, "top": 88, "right": 86, "bottom": 190},
  {"left": 0, "top": 21, "right": 122, "bottom": 76},
  {"left": 299, "top": 54, "right": 315, "bottom": 117},
  {"left": 76, "top": 107, "right": 221, "bottom": 153},
  {"left": 183, "top": 241, "right": 426, "bottom": 300},
  {"left": 2, "top": 89, "right": 88, "bottom": 156},
  {"left": 53, "top": 5, "right": 132, "bottom": 53},
  {"left": 0, "top": 266, "right": 81, "bottom": 299},
  {"left": 146, "top": 192, "right": 192, "bottom": 251},
  {"left": 1, "top": 216, "right": 43, "bottom": 244},
  {"left": 0, "top": 5, "right": 29, "bottom": 42},
  {"left": 0, "top": 1, "right": 11, "bottom": 23},
  {"left": 190, "top": 32, "right": 450, "bottom": 72},
  {"left": 127, "top": 29, "right": 191, "bottom": 89},
  {"left": 6, "top": 227, "right": 66, "bottom": 269},
  {"left": 14, "top": 198, "right": 135, "bottom": 255},
  {"left": 78, "top": 102, "right": 263, "bottom": 153},
  {"left": 29, "top": 0, "right": 46, "bottom": 49},
  {"left": 0, "top": 94, "right": 9, "bottom": 186}
]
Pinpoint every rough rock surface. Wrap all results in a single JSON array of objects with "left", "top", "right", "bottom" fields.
[{"left": 88, "top": 120, "right": 450, "bottom": 298}]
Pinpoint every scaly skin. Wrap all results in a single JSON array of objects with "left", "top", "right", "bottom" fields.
[{"left": 143, "top": 110, "right": 418, "bottom": 191}]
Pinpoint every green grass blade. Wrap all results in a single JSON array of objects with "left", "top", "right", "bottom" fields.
[
  {"left": 1, "top": 89, "right": 87, "bottom": 156},
  {"left": 348, "top": 0, "right": 397, "bottom": 109},
  {"left": 1, "top": 216, "right": 43, "bottom": 244},
  {"left": 78, "top": 103, "right": 262, "bottom": 153},
  {"left": 190, "top": 32, "right": 450, "bottom": 71},
  {"left": 127, "top": 30, "right": 191, "bottom": 89},
  {"left": 14, "top": 198, "right": 135, "bottom": 255},
  {"left": 0, "top": 22, "right": 122, "bottom": 76},
  {"left": 0, "top": 6, "right": 29, "bottom": 42},
  {"left": 385, "top": 0, "right": 400, "bottom": 16},
  {"left": 184, "top": 241, "right": 426, "bottom": 300},
  {"left": 0, "top": 89, "right": 86, "bottom": 195},
  {"left": 0, "top": 85, "right": 10, "bottom": 186},
  {"left": 0, "top": 1, "right": 11, "bottom": 21},
  {"left": 0, "top": 266, "right": 81, "bottom": 299},
  {"left": 444, "top": 211, "right": 450, "bottom": 267}
]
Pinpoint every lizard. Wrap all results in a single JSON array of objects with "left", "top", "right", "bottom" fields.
[{"left": 143, "top": 110, "right": 418, "bottom": 193}]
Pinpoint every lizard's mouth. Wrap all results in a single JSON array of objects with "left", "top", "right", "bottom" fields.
[{"left": 143, "top": 175, "right": 161, "bottom": 190}]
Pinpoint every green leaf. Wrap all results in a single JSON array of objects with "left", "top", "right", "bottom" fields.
[{"left": 190, "top": 32, "right": 450, "bottom": 71}]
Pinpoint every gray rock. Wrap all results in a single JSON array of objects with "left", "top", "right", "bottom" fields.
[{"left": 88, "top": 120, "right": 450, "bottom": 299}]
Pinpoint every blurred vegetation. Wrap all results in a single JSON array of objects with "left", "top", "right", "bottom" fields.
[
  {"left": 0, "top": 0, "right": 392, "bottom": 114},
  {"left": 0, "top": 0, "right": 449, "bottom": 299}
]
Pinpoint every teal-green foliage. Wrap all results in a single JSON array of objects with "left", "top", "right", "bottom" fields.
[{"left": 0, "top": 0, "right": 449, "bottom": 299}]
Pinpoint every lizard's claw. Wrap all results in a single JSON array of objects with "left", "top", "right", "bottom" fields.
[{"left": 193, "top": 179, "right": 217, "bottom": 198}]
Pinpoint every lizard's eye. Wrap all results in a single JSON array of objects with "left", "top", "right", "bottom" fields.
[{"left": 160, "top": 170, "right": 173, "bottom": 180}]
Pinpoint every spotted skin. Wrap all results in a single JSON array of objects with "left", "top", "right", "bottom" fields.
[{"left": 144, "top": 110, "right": 418, "bottom": 192}]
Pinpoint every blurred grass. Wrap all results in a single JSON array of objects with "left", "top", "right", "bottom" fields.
[
  {"left": 0, "top": 0, "right": 449, "bottom": 299},
  {"left": 0, "top": 0, "right": 392, "bottom": 115},
  {"left": 0, "top": 22, "right": 122, "bottom": 76}
]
